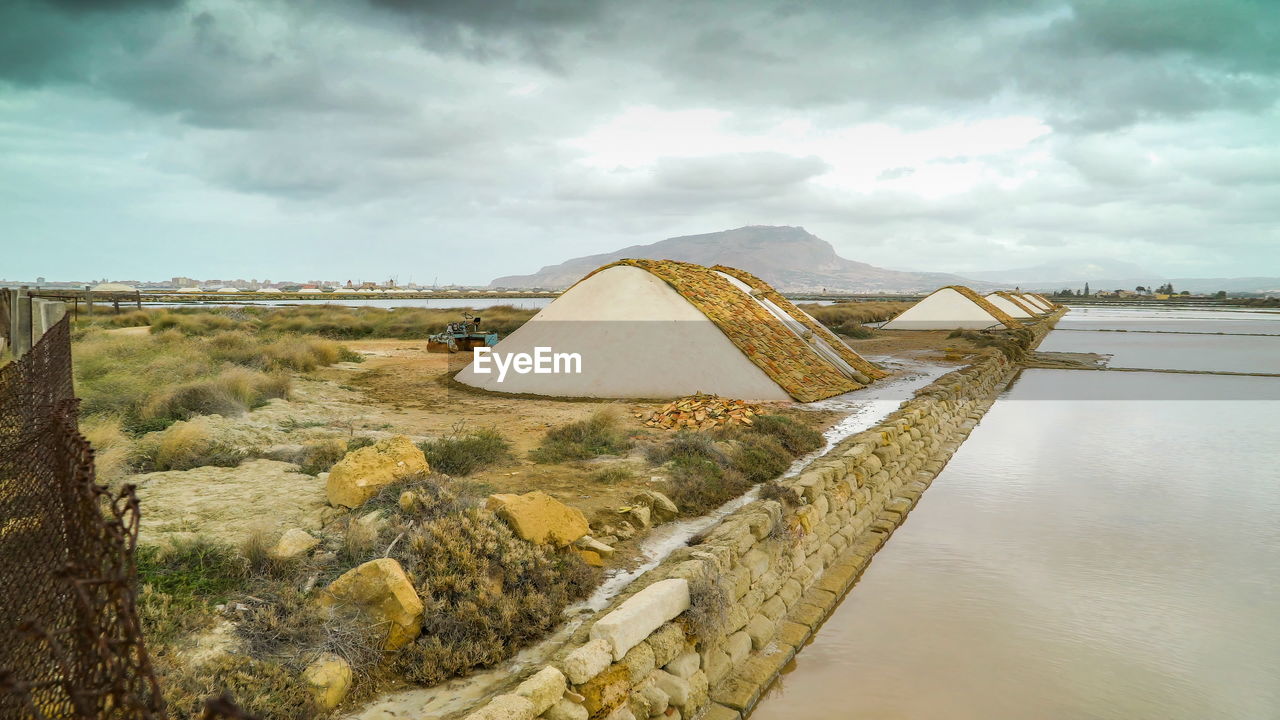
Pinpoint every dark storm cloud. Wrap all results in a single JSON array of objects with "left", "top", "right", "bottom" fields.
[{"left": 1, "top": 0, "right": 1278, "bottom": 282}]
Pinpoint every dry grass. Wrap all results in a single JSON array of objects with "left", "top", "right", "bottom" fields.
[
  {"left": 130, "top": 417, "right": 248, "bottom": 472},
  {"left": 73, "top": 329, "right": 331, "bottom": 433},
  {"left": 797, "top": 300, "right": 913, "bottom": 337},
  {"left": 418, "top": 425, "right": 511, "bottom": 476},
  {"left": 81, "top": 414, "right": 134, "bottom": 486},
  {"left": 80, "top": 304, "right": 538, "bottom": 340},
  {"left": 530, "top": 408, "right": 634, "bottom": 463}
]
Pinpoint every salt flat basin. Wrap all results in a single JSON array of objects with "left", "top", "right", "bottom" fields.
[
  {"left": 1038, "top": 328, "right": 1280, "bottom": 374},
  {"left": 752, "top": 309, "right": 1280, "bottom": 720}
]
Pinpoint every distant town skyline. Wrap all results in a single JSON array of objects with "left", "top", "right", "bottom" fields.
[{"left": 3, "top": 0, "right": 1278, "bottom": 283}]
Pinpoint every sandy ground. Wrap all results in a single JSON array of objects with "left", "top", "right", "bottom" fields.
[{"left": 127, "top": 329, "right": 982, "bottom": 553}]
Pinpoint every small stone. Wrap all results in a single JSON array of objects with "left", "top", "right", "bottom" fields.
[
  {"left": 627, "top": 505, "right": 652, "bottom": 530},
  {"left": 575, "top": 535, "right": 617, "bottom": 557},
  {"left": 577, "top": 549, "right": 605, "bottom": 567},
  {"left": 302, "top": 653, "right": 352, "bottom": 711},
  {"left": 270, "top": 528, "right": 319, "bottom": 559}
]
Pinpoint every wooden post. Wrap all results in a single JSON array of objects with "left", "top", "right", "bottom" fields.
[
  {"left": 135, "top": 290, "right": 142, "bottom": 310},
  {"left": 85, "top": 285, "right": 94, "bottom": 317},
  {"left": 12, "top": 286, "right": 32, "bottom": 358},
  {"left": 0, "top": 289, "right": 10, "bottom": 354}
]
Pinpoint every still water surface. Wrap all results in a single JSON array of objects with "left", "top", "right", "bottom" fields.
[{"left": 752, "top": 307, "right": 1280, "bottom": 720}]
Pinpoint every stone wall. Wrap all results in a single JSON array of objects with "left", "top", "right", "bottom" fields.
[{"left": 460, "top": 313, "right": 1062, "bottom": 720}]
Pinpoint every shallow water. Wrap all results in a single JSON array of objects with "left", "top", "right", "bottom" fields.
[
  {"left": 752, "top": 308, "right": 1280, "bottom": 720},
  {"left": 145, "top": 297, "right": 554, "bottom": 310}
]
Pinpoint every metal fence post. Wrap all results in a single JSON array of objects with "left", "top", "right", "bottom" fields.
[{"left": 10, "top": 287, "right": 32, "bottom": 358}]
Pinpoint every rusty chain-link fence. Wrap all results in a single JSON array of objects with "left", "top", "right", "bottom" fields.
[{"left": 0, "top": 317, "right": 254, "bottom": 720}]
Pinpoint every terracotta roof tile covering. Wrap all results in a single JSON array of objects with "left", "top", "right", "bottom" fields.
[
  {"left": 638, "top": 393, "right": 763, "bottom": 430},
  {"left": 581, "top": 259, "right": 865, "bottom": 402},
  {"left": 945, "top": 285, "right": 1024, "bottom": 329},
  {"left": 710, "top": 265, "right": 888, "bottom": 381},
  {"left": 995, "top": 290, "right": 1041, "bottom": 316}
]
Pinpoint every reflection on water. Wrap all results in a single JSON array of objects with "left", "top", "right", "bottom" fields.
[{"left": 752, "top": 307, "right": 1280, "bottom": 720}]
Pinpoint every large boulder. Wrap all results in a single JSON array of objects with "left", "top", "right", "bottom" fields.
[
  {"left": 486, "top": 491, "right": 589, "bottom": 547},
  {"left": 318, "top": 558, "right": 424, "bottom": 650},
  {"left": 326, "top": 436, "right": 428, "bottom": 508}
]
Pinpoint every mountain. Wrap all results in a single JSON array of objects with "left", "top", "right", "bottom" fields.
[
  {"left": 966, "top": 259, "right": 1151, "bottom": 285},
  {"left": 489, "top": 226, "right": 978, "bottom": 293}
]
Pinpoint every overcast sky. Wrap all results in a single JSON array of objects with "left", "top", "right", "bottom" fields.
[{"left": 2, "top": 0, "right": 1277, "bottom": 284}]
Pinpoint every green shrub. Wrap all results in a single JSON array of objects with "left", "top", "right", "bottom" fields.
[
  {"left": 294, "top": 438, "right": 349, "bottom": 476},
  {"left": 663, "top": 456, "right": 751, "bottom": 515},
  {"left": 530, "top": 409, "right": 632, "bottom": 463},
  {"left": 750, "top": 414, "right": 823, "bottom": 455},
  {"left": 728, "top": 433, "right": 791, "bottom": 483},
  {"left": 419, "top": 426, "right": 511, "bottom": 476},
  {"left": 136, "top": 537, "right": 246, "bottom": 643},
  {"left": 589, "top": 466, "right": 637, "bottom": 484}
]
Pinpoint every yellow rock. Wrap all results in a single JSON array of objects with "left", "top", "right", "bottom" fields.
[
  {"left": 303, "top": 653, "right": 352, "bottom": 710},
  {"left": 486, "top": 491, "right": 589, "bottom": 547},
  {"left": 318, "top": 558, "right": 424, "bottom": 651},
  {"left": 270, "top": 528, "right": 319, "bottom": 559},
  {"left": 577, "top": 549, "right": 604, "bottom": 567},
  {"left": 326, "top": 436, "right": 428, "bottom": 508}
]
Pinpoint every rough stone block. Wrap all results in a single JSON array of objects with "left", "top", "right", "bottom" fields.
[
  {"left": 591, "top": 579, "right": 690, "bottom": 661},
  {"left": 665, "top": 650, "right": 701, "bottom": 679},
  {"left": 580, "top": 665, "right": 631, "bottom": 717},
  {"left": 725, "top": 631, "right": 752, "bottom": 666},
  {"left": 704, "top": 648, "right": 732, "bottom": 686},
  {"left": 742, "top": 548, "right": 770, "bottom": 581},
  {"left": 563, "top": 639, "right": 613, "bottom": 685},
  {"left": 543, "top": 698, "right": 589, "bottom": 720},
  {"left": 776, "top": 620, "right": 811, "bottom": 648},
  {"left": 464, "top": 693, "right": 535, "bottom": 720},
  {"left": 745, "top": 614, "right": 775, "bottom": 650},
  {"left": 759, "top": 595, "right": 786, "bottom": 622},
  {"left": 647, "top": 623, "right": 686, "bottom": 667},
  {"left": 514, "top": 666, "right": 565, "bottom": 715},
  {"left": 652, "top": 670, "right": 691, "bottom": 707},
  {"left": 621, "top": 641, "right": 656, "bottom": 684}
]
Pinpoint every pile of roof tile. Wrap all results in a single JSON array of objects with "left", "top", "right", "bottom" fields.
[{"left": 638, "top": 393, "right": 764, "bottom": 430}]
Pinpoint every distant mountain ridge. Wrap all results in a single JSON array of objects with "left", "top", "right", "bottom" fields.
[{"left": 489, "top": 226, "right": 978, "bottom": 293}]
